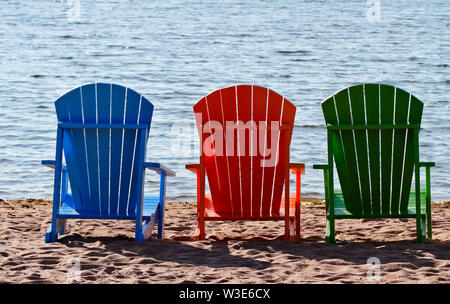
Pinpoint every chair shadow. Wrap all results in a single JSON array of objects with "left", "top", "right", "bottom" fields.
[
  {"left": 58, "top": 234, "right": 273, "bottom": 270},
  {"left": 58, "top": 232, "right": 449, "bottom": 271},
  {"left": 240, "top": 236, "right": 450, "bottom": 267}
]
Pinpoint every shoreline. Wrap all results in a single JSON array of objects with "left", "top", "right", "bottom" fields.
[{"left": 2, "top": 197, "right": 450, "bottom": 206}]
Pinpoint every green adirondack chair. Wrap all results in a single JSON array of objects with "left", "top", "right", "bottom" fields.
[{"left": 314, "top": 83, "right": 435, "bottom": 243}]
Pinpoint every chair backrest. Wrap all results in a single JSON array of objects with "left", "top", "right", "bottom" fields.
[
  {"left": 322, "top": 83, "right": 423, "bottom": 215},
  {"left": 54, "top": 83, "right": 154, "bottom": 216},
  {"left": 194, "top": 85, "right": 296, "bottom": 218}
]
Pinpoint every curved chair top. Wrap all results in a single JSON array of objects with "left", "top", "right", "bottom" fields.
[
  {"left": 54, "top": 83, "right": 154, "bottom": 130},
  {"left": 322, "top": 83, "right": 424, "bottom": 127},
  {"left": 194, "top": 84, "right": 295, "bottom": 124}
]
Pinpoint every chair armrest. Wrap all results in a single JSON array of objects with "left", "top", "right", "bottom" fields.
[
  {"left": 42, "top": 160, "right": 67, "bottom": 170},
  {"left": 290, "top": 163, "right": 305, "bottom": 174},
  {"left": 144, "top": 162, "right": 176, "bottom": 177},
  {"left": 42, "top": 160, "right": 56, "bottom": 168},
  {"left": 185, "top": 164, "right": 200, "bottom": 174},
  {"left": 313, "top": 164, "right": 329, "bottom": 170},
  {"left": 419, "top": 162, "right": 435, "bottom": 168}
]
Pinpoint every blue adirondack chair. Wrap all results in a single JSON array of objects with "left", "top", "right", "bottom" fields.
[{"left": 42, "top": 83, "right": 175, "bottom": 243}]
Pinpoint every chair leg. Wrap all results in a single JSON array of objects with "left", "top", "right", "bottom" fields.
[
  {"left": 45, "top": 218, "right": 66, "bottom": 243},
  {"left": 135, "top": 230, "right": 144, "bottom": 242},
  {"left": 157, "top": 204, "right": 165, "bottom": 239},
  {"left": 416, "top": 216, "right": 426, "bottom": 243},
  {"left": 422, "top": 216, "right": 427, "bottom": 243},
  {"left": 325, "top": 216, "right": 335, "bottom": 244},
  {"left": 284, "top": 219, "right": 291, "bottom": 241},
  {"left": 45, "top": 223, "right": 57, "bottom": 243},
  {"left": 157, "top": 172, "right": 167, "bottom": 239},
  {"left": 289, "top": 218, "right": 295, "bottom": 242},
  {"left": 135, "top": 215, "right": 144, "bottom": 242},
  {"left": 427, "top": 207, "right": 432, "bottom": 239},
  {"left": 195, "top": 217, "right": 205, "bottom": 241},
  {"left": 295, "top": 203, "right": 302, "bottom": 239},
  {"left": 59, "top": 222, "right": 66, "bottom": 235}
]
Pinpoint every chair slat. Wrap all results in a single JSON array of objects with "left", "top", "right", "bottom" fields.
[
  {"left": 81, "top": 84, "right": 100, "bottom": 214},
  {"left": 390, "top": 88, "right": 410, "bottom": 214},
  {"left": 96, "top": 83, "right": 111, "bottom": 215},
  {"left": 271, "top": 91, "right": 296, "bottom": 217},
  {"left": 251, "top": 86, "right": 269, "bottom": 217},
  {"left": 119, "top": 89, "right": 141, "bottom": 216},
  {"left": 55, "top": 88, "right": 84, "bottom": 209},
  {"left": 322, "top": 96, "right": 352, "bottom": 206},
  {"left": 261, "top": 89, "right": 283, "bottom": 217},
  {"left": 221, "top": 86, "right": 242, "bottom": 216},
  {"left": 349, "top": 84, "right": 371, "bottom": 214},
  {"left": 236, "top": 85, "right": 252, "bottom": 217},
  {"left": 399, "top": 95, "right": 423, "bottom": 211},
  {"left": 109, "top": 85, "right": 126, "bottom": 215},
  {"left": 64, "top": 88, "right": 92, "bottom": 212},
  {"left": 334, "top": 89, "right": 362, "bottom": 214},
  {"left": 204, "top": 90, "right": 230, "bottom": 214},
  {"left": 364, "top": 83, "right": 381, "bottom": 214},
  {"left": 380, "top": 85, "right": 395, "bottom": 213}
]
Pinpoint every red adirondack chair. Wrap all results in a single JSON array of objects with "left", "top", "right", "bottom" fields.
[{"left": 186, "top": 85, "right": 305, "bottom": 241}]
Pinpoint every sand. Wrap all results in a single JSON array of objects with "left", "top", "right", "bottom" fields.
[{"left": 0, "top": 198, "right": 449, "bottom": 284}]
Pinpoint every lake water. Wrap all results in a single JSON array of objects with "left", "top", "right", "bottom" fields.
[{"left": 0, "top": 0, "right": 448, "bottom": 201}]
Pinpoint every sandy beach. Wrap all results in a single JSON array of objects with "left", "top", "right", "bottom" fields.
[{"left": 0, "top": 198, "right": 448, "bottom": 284}]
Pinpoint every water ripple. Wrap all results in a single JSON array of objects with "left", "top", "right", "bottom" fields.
[{"left": 0, "top": 0, "right": 448, "bottom": 201}]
